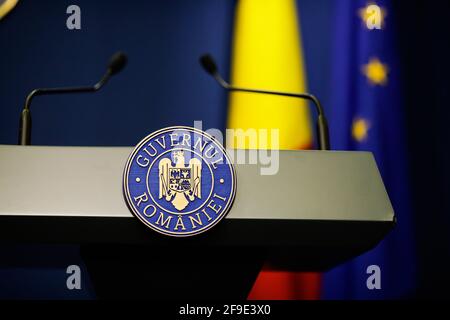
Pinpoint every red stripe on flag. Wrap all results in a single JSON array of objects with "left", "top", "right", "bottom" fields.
[{"left": 247, "top": 267, "right": 321, "bottom": 300}]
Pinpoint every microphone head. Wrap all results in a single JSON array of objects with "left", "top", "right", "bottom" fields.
[
  {"left": 199, "top": 54, "right": 218, "bottom": 76},
  {"left": 108, "top": 52, "right": 128, "bottom": 75}
]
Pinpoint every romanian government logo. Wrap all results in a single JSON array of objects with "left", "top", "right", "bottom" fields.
[{"left": 123, "top": 126, "right": 236, "bottom": 237}]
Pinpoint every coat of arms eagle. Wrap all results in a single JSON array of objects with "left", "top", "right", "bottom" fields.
[{"left": 158, "top": 150, "right": 202, "bottom": 211}]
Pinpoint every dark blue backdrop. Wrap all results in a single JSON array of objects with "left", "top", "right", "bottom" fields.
[{"left": 1, "top": 0, "right": 234, "bottom": 145}]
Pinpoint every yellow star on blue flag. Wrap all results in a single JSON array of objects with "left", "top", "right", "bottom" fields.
[
  {"left": 352, "top": 118, "right": 371, "bottom": 142},
  {"left": 362, "top": 57, "right": 389, "bottom": 86}
]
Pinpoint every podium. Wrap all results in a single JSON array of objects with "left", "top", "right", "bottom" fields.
[{"left": 0, "top": 145, "right": 394, "bottom": 299}]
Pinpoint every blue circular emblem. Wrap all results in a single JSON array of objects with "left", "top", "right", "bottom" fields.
[{"left": 123, "top": 126, "right": 236, "bottom": 237}]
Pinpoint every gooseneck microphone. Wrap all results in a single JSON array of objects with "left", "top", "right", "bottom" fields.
[
  {"left": 18, "top": 52, "right": 128, "bottom": 145},
  {"left": 199, "top": 54, "right": 330, "bottom": 150}
]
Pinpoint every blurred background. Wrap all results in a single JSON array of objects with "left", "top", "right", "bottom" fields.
[{"left": 1, "top": 0, "right": 449, "bottom": 299}]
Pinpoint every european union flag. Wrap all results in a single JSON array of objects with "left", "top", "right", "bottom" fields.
[{"left": 323, "top": 0, "right": 416, "bottom": 299}]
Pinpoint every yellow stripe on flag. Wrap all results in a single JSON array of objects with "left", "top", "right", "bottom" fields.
[{"left": 227, "top": 0, "right": 313, "bottom": 150}]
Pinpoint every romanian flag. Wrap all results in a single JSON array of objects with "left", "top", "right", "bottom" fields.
[
  {"left": 227, "top": 0, "right": 320, "bottom": 299},
  {"left": 227, "top": 0, "right": 312, "bottom": 150}
]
